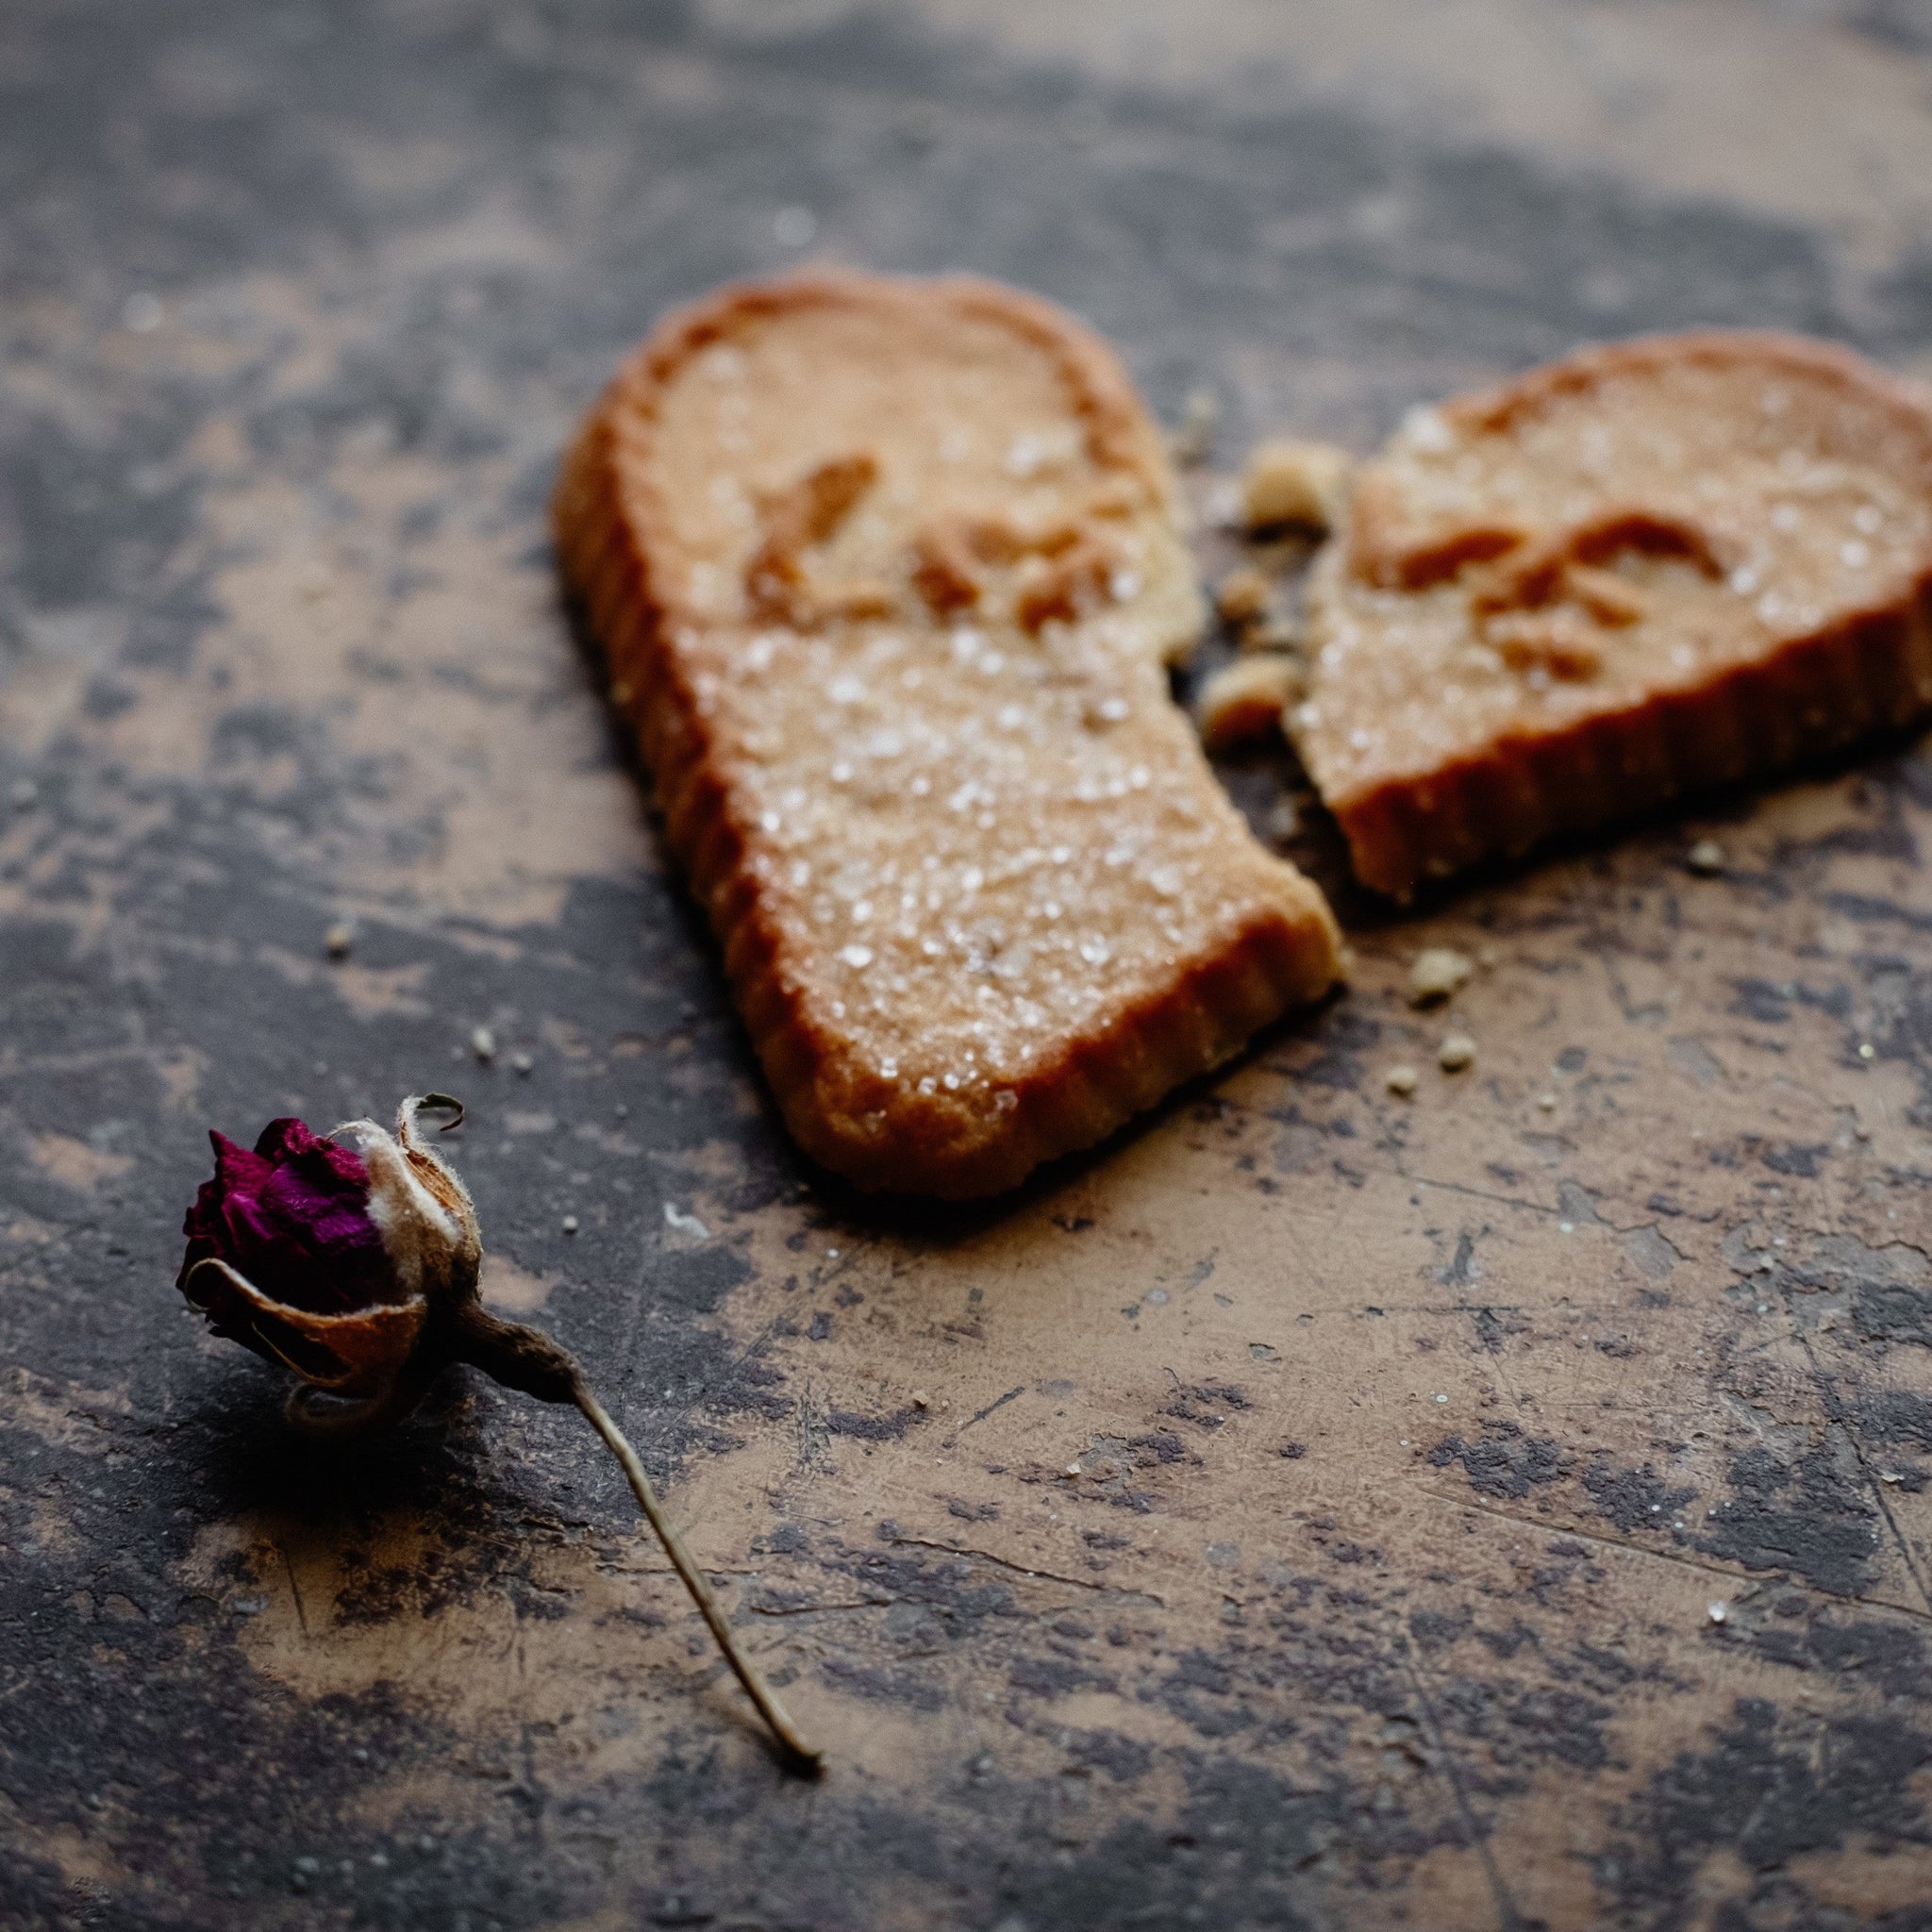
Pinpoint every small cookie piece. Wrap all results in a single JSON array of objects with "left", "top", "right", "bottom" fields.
[
  {"left": 1167, "top": 389, "right": 1220, "bottom": 469},
  {"left": 555, "top": 274, "right": 1342, "bottom": 1197},
  {"left": 1215, "top": 566, "right": 1274, "bottom": 627},
  {"left": 1296, "top": 332, "right": 1932, "bottom": 898},
  {"left": 1241, "top": 439, "right": 1353, "bottom": 531},
  {"left": 1197, "top": 656, "right": 1299, "bottom": 752},
  {"left": 1407, "top": 947, "right": 1473, "bottom": 1006}
]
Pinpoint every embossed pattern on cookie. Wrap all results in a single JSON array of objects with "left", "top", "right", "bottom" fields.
[
  {"left": 1297, "top": 332, "right": 1932, "bottom": 898},
  {"left": 555, "top": 274, "right": 1342, "bottom": 1197}
]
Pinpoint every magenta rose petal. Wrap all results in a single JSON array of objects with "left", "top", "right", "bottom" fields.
[{"left": 182, "top": 1121, "right": 391, "bottom": 1316}]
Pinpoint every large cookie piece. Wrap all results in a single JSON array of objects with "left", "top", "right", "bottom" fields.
[
  {"left": 554, "top": 274, "right": 1342, "bottom": 1197},
  {"left": 1297, "top": 331, "right": 1932, "bottom": 897}
]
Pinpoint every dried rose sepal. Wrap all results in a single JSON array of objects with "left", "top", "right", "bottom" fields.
[{"left": 181, "top": 1255, "right": 426, "bottom": 1397}]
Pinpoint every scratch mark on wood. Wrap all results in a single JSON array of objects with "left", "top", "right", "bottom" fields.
[
  {"left": 943, "top": 1384, "right": 1024, "bottom": 1445},
  {"left": 881, "top": 1533, "right": 1165, "bottom": 1603}
]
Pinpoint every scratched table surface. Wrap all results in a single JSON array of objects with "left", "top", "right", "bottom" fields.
[{"left": 11, "top": 4, "right": 1932, "bottom": 1929}]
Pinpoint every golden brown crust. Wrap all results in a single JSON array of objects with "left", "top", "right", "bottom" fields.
[
  {"left": 1450, "top": 329, "right": 1932, "bottom": 441},
  {"left": 555, "top": 273, "right": 1341, "bottom": 1196},
  {"left": 1299, "top": 329, "right": 1932, "bottom": 898}
]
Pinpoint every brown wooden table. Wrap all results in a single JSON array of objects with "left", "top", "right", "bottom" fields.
[{"left": 8, "top": 4, "right": 1932, "bottom": 1925}]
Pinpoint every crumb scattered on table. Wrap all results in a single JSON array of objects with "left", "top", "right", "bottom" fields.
[
  {"left": 1197, "top": 655, "right": 1298, "bottom": 751},
  {"left": 1167, "top": 388, "right": 1219, "bottom": 467},
  {"left": 1385, "top": 1064, "right": 1419, "bottom": 1097},
  {"left": 1214, "top": 566, "right": 1274, "bottom": 625},
  {"left": 1242, "top": 615, "right": 1299, "bottom": 653},
  {"left": 1687, "top": 839, "right": 1726, "bottom": 875},
  {"left": 1241, "top": 439, "right": 1352, "bottom": 530},
  {"left": 1439, "top": 1034, "right": 1475, "bottom": 1073},
  {"left": 1408, "top": 947, "right": 1474, "bottom": 1006}
]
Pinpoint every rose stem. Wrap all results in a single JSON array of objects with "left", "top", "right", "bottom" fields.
[
  {"left": 571, "top": 1382, "right": 823, "bottom": 1774},
  {"left": 455, "top": 1306, "right": 822, "bottom": 1774}
]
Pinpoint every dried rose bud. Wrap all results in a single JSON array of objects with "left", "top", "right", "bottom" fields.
[
  {"left": 177, "top": 1094, "right": 819, "bottom": 1772},
  {"left": 178, "top": 1095, "right": 516, "bottom": 1433}
]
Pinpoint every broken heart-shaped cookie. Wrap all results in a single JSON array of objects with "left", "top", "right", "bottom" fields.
[
  {"left": 1297, "top": 331, "right": 1932, "bottom": 897},
  {"left": 555, "top": 274, "right": 1341, "bottom": 1197}
]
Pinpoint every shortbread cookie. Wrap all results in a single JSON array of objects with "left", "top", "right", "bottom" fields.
[
  {"left": 555, "top": 274, "right": 1342, "bottom": 1197},
  {"left": 1296, "top": 332, "right": 1932, "bottom": 897}
]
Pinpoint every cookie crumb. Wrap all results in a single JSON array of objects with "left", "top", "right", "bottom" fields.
[
  {"left": 561, "top": 1213, "right": 579, "bottom": 1235},
  {"left": 1408, "top": 947, "right": 1474, "bottom": 1006},
  {"left": 1204, "top": 478, "right": 1243, "bottom": 528},
  {"left": 1385, "top": 1064, "right": 1419, "bottom": 1097},
  {"left": 1197, "top": 656, "right": 1298, "bottom": 752},
  {"left": 1214, "top": 566, "right": 1274, "bottom": 626},
  {"left": 1242, "top": 614, "right": 1299, "bottom": 654},
  {"left": 1537, "top": 1091, "right": 1557, "bottom": 1110},
  {"left": 471, "top": 1025, "right": 497, "bottom": 1063},
  {"left": 663, "top": 1203, "right": 711, "bottom": 1240},
  {"left": 509, "top": 1051, "right": 535, "bottom": 1075},
  {"left": 1687, "top": 839, "right": 1726, "bottom": 875},
  {"left": 1241, "top": 439, "right": 1352, "bottom": 531},
  {"left": 1707, "top": 1600, "right": 1727, "bottom": 1624},
  {"left": 911, "top": 1390, "right": 930, "bottom": 1408},
  {"left": 324, "top": 921, "right": 356, "bottom": 960},
  {"left": 1167, "top": 389, "right": 1219, "bottom": 468},
  {"left": 1439, "top": 1034, "right": 1475, "bottom": 1073}
]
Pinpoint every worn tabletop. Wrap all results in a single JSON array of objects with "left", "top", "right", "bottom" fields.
[{"left": 9, "top": 4, "right": 1932, "bottom": 1927}]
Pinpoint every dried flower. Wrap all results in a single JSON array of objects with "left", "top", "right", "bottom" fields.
[
  {"left": 179, "top": 1100, "right": 473, "bottom": 1426},
  {"left": 178, "top": 1094, "right": 819, "bottom": 1773}
]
